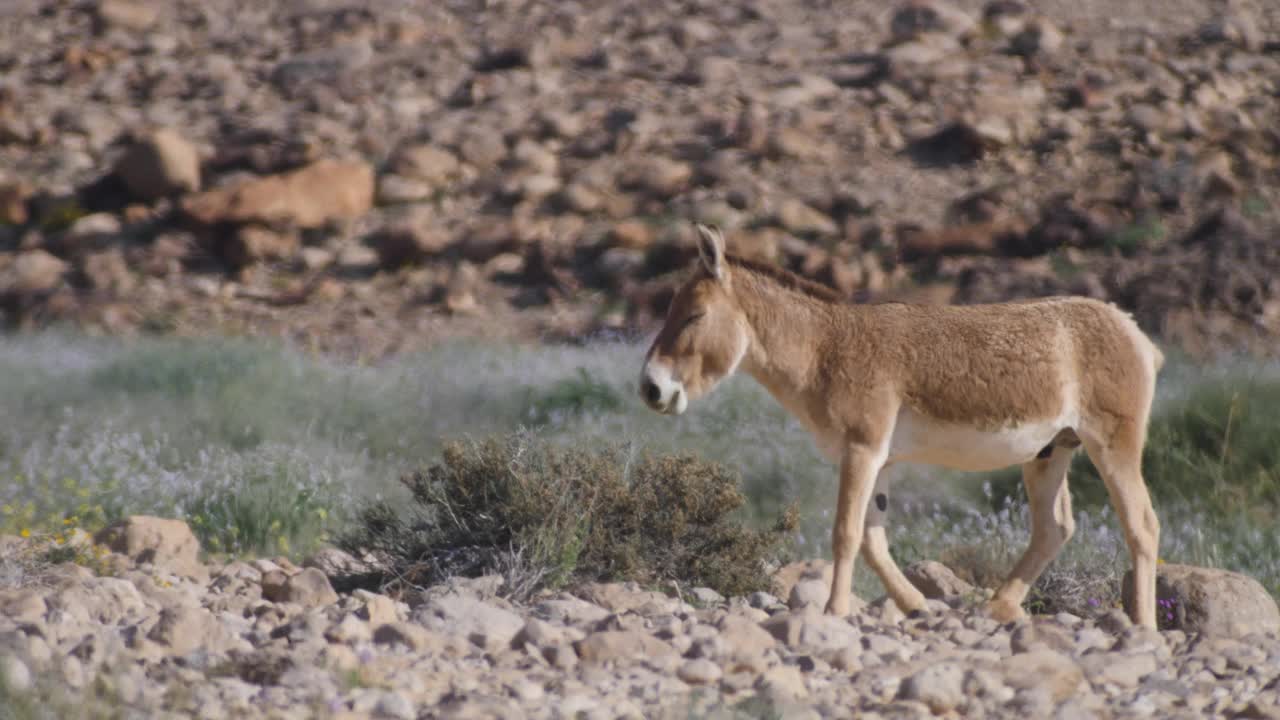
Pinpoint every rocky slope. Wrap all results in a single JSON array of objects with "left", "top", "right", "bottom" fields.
[
  {"left": 2, "top": 517, "right": 1279, "bottom": 719},
  {"left": 1, "top": 0, "right": 1278, "bottom": 358}
]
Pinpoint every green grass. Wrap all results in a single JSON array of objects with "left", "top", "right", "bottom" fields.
[{"left": 0, "top": 330, "right": 1277, "bottom": 611}]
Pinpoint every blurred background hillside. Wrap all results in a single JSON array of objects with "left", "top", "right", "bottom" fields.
[{"left": 0, "top": 0, "right": 1277, "bottom": 359}]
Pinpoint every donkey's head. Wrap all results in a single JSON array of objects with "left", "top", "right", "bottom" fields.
[{"left": 639, "top": 224, "right": 752, "bottom": 415}]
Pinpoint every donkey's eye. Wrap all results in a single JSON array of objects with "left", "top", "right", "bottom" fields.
[{"left": 682, "top": 312, "right": 705, "bottom": 328}]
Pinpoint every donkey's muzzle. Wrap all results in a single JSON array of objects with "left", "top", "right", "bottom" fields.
[{"left": 642, "top": 378, "right": 662, "bottom": 408}]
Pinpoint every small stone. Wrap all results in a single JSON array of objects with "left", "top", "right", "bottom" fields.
[
  {"left": 776, "top": 198, "right": 838, "bottom": 237},
  {"left": 373, "top": 691, "right": 416, "bottom": 720},
  {"left": 95, "top": 0, "right": 158, "bottom": 31},
  {"left": 690, "top": 587, "right": 724, "bottom": 606},
  {"left": 904, "top": 561, "right": 975, "bottom": 599},
  {"left": 755, "top": 665, "right": 808, "bottom": 703},
  {"left": 1000, "top": 649, "right": 1082, "bottom": 703},
  {"left": 2, "top": 250, "right": 68, "bottom": 293},
  {"left": 900, "top": 662, "right": 966, "bottom": 713},
  {"left": 114, "top": 127, "right": 201, "bottom": 201},
  {"left": 0, "top": 656, "right": 32, "bottom": 692},
  {"left": 574, "top": 630, "right": 676, "bottom": 665},
  {"left": 788, "top": 578, "right": 830, "bottom": 612},
  {"left": 388, "top": 145, "right": 460, "bottom": 187},
  {"left": 277, "top": 568, "right": 338, "bottom": 608},
  {"left": 618, "top": 157, "right": 692, "bottom": 199},
  {"left": 678, "top": 659, "right": 722, "bottom": 685}
]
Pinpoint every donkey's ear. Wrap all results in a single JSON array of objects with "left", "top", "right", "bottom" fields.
[{"left": 694, "top": 223, "right": 727, "bottom": 281}]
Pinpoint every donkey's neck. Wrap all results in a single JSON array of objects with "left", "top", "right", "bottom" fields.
[{"left": 734, "top": 274, "right": 838, "bottom": 409}]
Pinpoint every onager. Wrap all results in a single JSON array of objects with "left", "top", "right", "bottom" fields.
[{"left": 639, "top": 224, "right": 1164, "bottom": 629}]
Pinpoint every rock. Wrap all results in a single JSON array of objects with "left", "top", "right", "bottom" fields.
[
  {"left": 1000, "top": 649, "right": 1083, "bottom": 703},
  {"left": 272, "top": 566, "right": 337, "bottom": 604},
  {"left": 302, "top": 548, "right": 373, "bottom": 579},
  {"left": 376, "top": 175, "right": 434, "bottom": 205},
  {"left": 181, "top": 159, "right": 374, "bottom": 229},
  {"left": 413, "top": 594, "right": 524, "bottom": 652},
  {"left": 2, "top": 250, "right": 68, "bottom": 294},
  {"left": 755, "top": 665, "right": 808, "bottom": 704},
  {"left": 371, "top": 622, "right": 450, "bottom": 653},
  {"left": 81, "top": 248, "right": 135, "bottom": 294},
  {"left": 1078, "top": 651, "right": 1157, "bottom": 688},
  {"left": 576, "top": 583, "right": 670, "bottom": 614},
  {"left": 387, "top": 145, "right": 460, "bottom": 187},
  {"left": 690, "top": 587, "right": 724, "bottom": 606},
  {"left": 772, "top": 560, "right": 833, "bottom": 602},
  {"left": 1122, "top": 564, "right": 1280, "bottom": 637},
  {"left": 618, "top": 157, "right": 691, "bottom": 199},
  {"left": 1198, "top": 11, "right": 1263, "bottom": 53},
  {"left": 444, "top": 262, "right": 480, "bottom": 315},
  {"left": 114, "top": 128, "right": 202, "bottom": 201},
  {"left": 223, "top": 225, "right": 299, "bottom": 266},
  {"left": 94, "top": 0, "right": 158, "bottom": 31},
  {"left": 903, "top": 561, "right": 976, "bottom": 599},
  {"left": 1, "top": 656, "right": 32, "bottom": 692},
  {"left": 533, "top": 597, "right": 611, "bottom": 627},
  {"left": 776, "top": 199, "right": 838, "bottom": 237},
  {"left": 677, "top": 658, "right": 722, "bottom": 685},
  {"left": 93, "top": 516, "right": 203, "bottom": 579},
  {"left": 788, "top": 579, "right": 829, "bottom": 612},
  {"left": 1009, "top": 19, "right": 1064, "bottom": 57},
  {"left": 374, "top": 691, "right": 416, "bottom": 720},
  {"left": 0, "top": 181, "right": 32, "bottom": 225},
  {"left": 350, "top": 591, "right": 399, "bottom": 627},
  {"left": 887, "top": 1, "right": 976, "bottom": 43},
  {"left": 324, "top": 615, "right": 372, "bottom": 645},
  {"left": 369, "top": 213, "right": 450, "bottom": 268},
  {"left": 574, "top": 630, "right": 675, "bottom": 665},
  {"left": 0, "top": 589, "right": 47, "bottom": 624},
  {"left": 908, "top": 122, "right": 995, "bottom": 165},
  {"left": 899, "top": 661, "right": 966, "bottom": 713},
  {"left": 147, "top": 605, "right": 243, "bottom": 655}
]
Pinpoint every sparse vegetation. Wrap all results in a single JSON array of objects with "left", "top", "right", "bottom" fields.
[
  {"left": 338, "top": 431, "right": 798, "bottom": 600},
  {"left": 2, "top": 332, "right": 1277, "bottom": 608}
]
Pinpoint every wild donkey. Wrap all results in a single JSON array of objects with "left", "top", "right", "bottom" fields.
[{"left": 639, "top": 224, "right": 1164, "bottom": 628}]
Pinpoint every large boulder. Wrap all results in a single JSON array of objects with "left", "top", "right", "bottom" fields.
[
  {"left": 1123, "top": 563, "right": 1280, "bottom": 637},
  {"left": 180, "top": 158, "right": 374, "bottom": 229},
  {"left": 93, "top": 516, "right": 203, "bottom": 579}
]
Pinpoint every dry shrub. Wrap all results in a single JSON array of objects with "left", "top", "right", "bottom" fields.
[{"left": 338, "top": 431, "right": 797, "bottom": 600}]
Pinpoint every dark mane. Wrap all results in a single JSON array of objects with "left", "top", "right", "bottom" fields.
[{"left": 725, "top": 254, "right": 846, "bottom": 304}]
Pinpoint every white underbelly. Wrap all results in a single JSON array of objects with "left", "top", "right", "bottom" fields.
[{"left": 888, "top": 407, "right": 1071, "bottom": 472}]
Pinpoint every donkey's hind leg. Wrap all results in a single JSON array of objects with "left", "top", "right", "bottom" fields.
[
  {"left": 987, "top": 444, "right": 1076, "bottom": 623},
  {"left": 1080, "top": 427, "right": 1160, "bottom": 629},
  {"left": 861, "top": 467, "right": 928, "bottom": 615}
]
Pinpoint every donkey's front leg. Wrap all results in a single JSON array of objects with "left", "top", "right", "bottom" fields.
[{"left": 825, "top": 443, "right": 886, "bottom": 616}]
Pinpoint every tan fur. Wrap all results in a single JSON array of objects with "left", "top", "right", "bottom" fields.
[{"left": 641, "top": 225, "right": 1164, "bottom": 629}]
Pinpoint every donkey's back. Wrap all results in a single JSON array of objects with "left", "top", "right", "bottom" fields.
[{"left": 846, "top": 297, "right": 1162, "bottom": 472}]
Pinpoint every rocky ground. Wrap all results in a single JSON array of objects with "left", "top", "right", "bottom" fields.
[
  {"left": 1, "top": 0, "right": 1279, "bottom": 359},
  {"left": 2, "top": 517, "right": 1279, "bottom": 719}
]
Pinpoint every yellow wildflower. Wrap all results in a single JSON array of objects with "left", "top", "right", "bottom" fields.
[{"left": 19, "top": 528, "right": 31, "bottom": 538}]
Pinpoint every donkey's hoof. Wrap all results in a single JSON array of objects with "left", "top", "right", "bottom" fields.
[{"left": 984, "top": 598, "right": 1026, "bottom": 624}]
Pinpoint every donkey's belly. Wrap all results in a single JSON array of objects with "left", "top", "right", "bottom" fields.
[{"left": 888, "top": 407, "right": 1068, "bottom": 472}]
